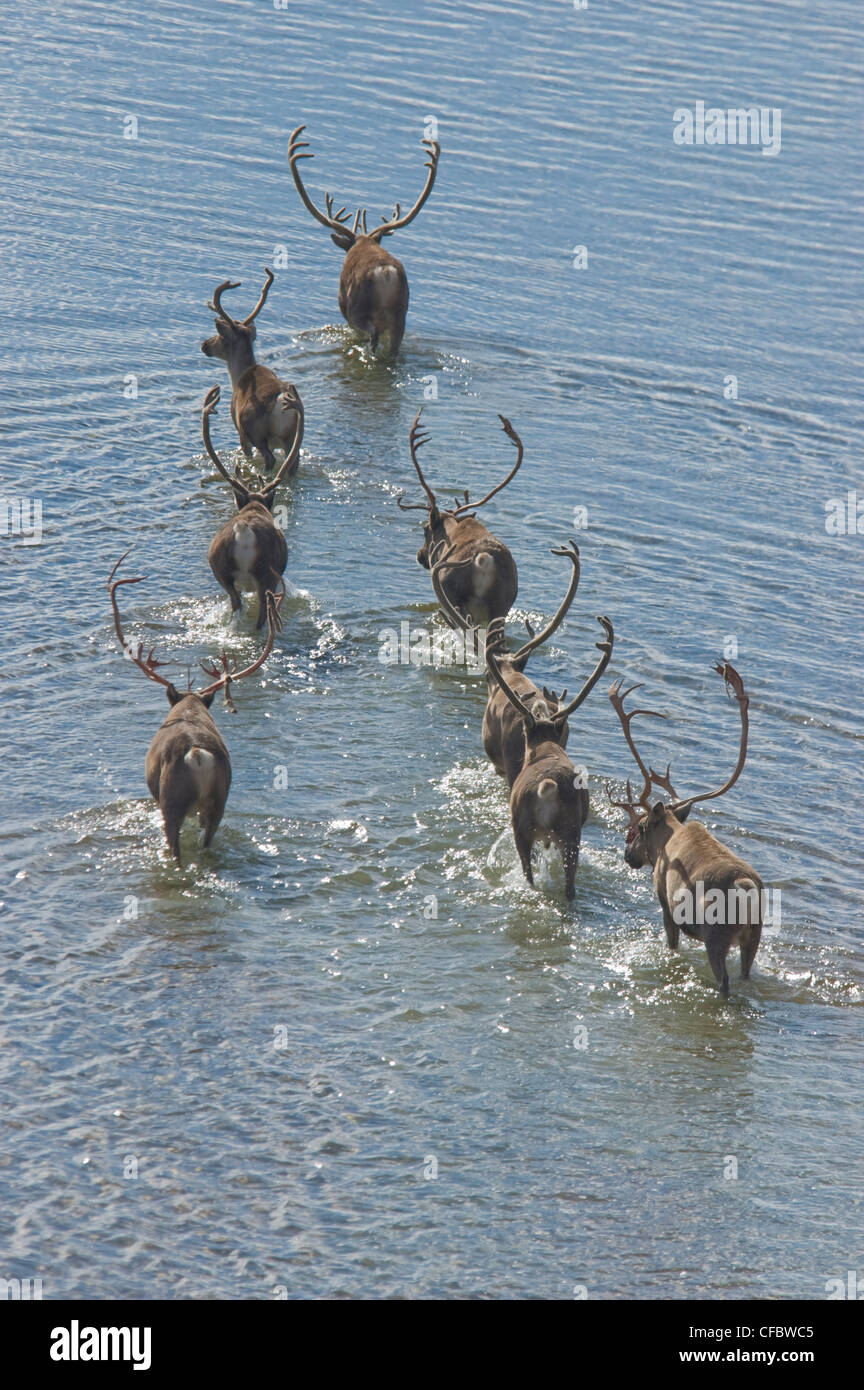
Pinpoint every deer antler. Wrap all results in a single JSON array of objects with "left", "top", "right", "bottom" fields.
[
  {"left": 485, "top": 644, "right": 539, "bottom": 728},
  {"left": 201, "top": 386, "right": 250, "bottom": 496},
  {"left": 107, "top": 553, "right": 175, "bottom": 691},
  {"left": 605, "top": 678, "right": 668, "bottom": 828},
  {"left": 511, "top": 541, "right": 581, "bottom": 664},
  {"left": 452, "top": 416, "right": 524, "bottom": 518},
  {"left": 208, "top": 278, "right": 243, "bottom": 322},
  {"left": 666, "top": 662, "right": 750, "bottom": 818},
  {"left": 550, "top": 617, "right": 614, "bottom": 724},
  {"left": 198, "top": 591, "right": 283, "bottom": 711},
  {"left": 287, "top": 126, "right": 358, "bottom": 247},
  {"left": 542, "top": 686, "right": 568, "bottom": 707},
  {"left": 373, "top": 138, "right": 441, "bottom": 239},
  {"left": 404, "top": 407, "right": 437, "bottom": 509},
  {"left": 242, "top": 267, "right": 275, "bottom": 324},
  {"left": 429, "top": 541, "right": 479, "bottom": 632}
]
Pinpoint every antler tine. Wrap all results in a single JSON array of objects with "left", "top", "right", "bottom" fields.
[
  {"left": 408, "top": 408, "right": 437, "bottom": 508},
  {"left": 208, "top": 279, "right": 242, "bottom": 322},
  {"left": 605, "top": 776, "right": 643, "bottom": 819},
  {"left": 512, "top": 539, "right": 581, "bottom": 664},
  {"left": 288, "top": 125, "right": 357, "bottom": 244},
  {"left": 242, "top": 267, "right": 275, "bottom": 324},
  {"left": 485, "top": 644, "right": 538, "bottom": 729},
  {"left": 375, "top": 138, "right": 441, "bottom": 238},
  {"left": 648, "top": 763, "right": 679, "bottom": 800},
  {"left": 324, "top": 194, "right": 351, "bottom": 226},
  {"left": 429, "top": 542, "right": 474, "bottom": 632},
  {"left": 607, "top": 676, "right": 667, "bottom": 819},
  {"left": 261, "top": 391, "right": 305, "bottom": 498},
  {"left": 452, "top": 415, "right": 524, "bottom": 518},
  {"left": 485, "top": 618, "right": 508, "bottom": 655},
  {"left": 395, "top": 493, "right": 429, "bottom": 511},
  {"left": 668, "top": 661, "right": 751, "bottom": 817},
  {"left": 201, "top": 385, "right": 247, "bottom": 494},
  {"left": 360, "top": 208, "right": 367, "bottom": 235},
  {"left": 552, "top": 617, "right": 614, "bottom": 723},
  {"left": 107, "top": 553, "right": 174, "bottom": 691}
]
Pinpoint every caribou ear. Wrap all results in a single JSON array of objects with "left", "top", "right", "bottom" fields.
[
  {"left": 201, "top": 690, "right": 216, "bottom": 709},
  {"left": 330, "top": 231, "right": 354, "bottom": 250},
  {"left": 166, "top": 683, "right": 183, "bottom": 706},
  {"left": 647, "top": 802, "right": 666, "bottom": 825},
  {"left": 673, "top": 803, "right": 693, "bottom": 824}
]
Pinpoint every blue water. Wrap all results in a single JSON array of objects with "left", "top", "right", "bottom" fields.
[{"left": 1, "top": 0, "right": 862, "bottom": 1299}]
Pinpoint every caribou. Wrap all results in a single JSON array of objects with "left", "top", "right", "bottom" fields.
[
  {"left": 485, "top": 617, "right": 614, "bottom": 899},
  {"left": 431, "top": 539, "right": 583, "bottom": 785},
  {"left": 287, "top": 125, "right": 440, "bottom": 356},
  {"left": 201, "top": 268, "right": 302, "bottom": 472},
  {"left": 606, "top": 662, "right": 762, "bottom": 996},
  {"left": 108, "top": 553, "right": 281, "bottom": 866},
  {"left": 399, "top": 409, "right": 522, "bottom": 627},
  {"left": 201, "top": 384, "right": 303, "bottom": 626}
]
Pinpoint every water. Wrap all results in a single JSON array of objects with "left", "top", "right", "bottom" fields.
[{"left": 1, "top": 0, "right": 862, "bottom": 1299}]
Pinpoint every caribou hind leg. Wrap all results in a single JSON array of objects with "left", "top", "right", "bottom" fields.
[
  {"left": 705, "top": 930, "right": 731, "bottom": 997},
  {"left": 740, "top": 921, "right": 762, "bottom": 979}
]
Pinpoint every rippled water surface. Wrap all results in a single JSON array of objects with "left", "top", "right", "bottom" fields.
[{"left": 1, "top": 0, "right": 862, "bottom": 1298}]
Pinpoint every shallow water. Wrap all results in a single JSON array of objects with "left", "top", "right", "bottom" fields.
[{"left": 1, "top": 0, "right": 862, "bottom": 1299}]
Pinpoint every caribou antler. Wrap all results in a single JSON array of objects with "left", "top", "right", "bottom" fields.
[
  {"left": 201, "top": 386, "right": 247, "bottom": 493},
  {"left": 549, "top": 617, "right": 614, "bottom": 724},
  {"left": 373, "top": 138, "right": 441, "bottom": 239},
  {"left": 485, "top": 644, "right": 540, "bottom": 727},
  {"left": 208, "top": 278, "right": 242, "bottom": 322},
  {"left": 203, "top": 385, "right": 303, "bottom": 502},
  {"left": 287, "top": 126, "right": 358, "bottom": 247},
  {"left": 429, "top": 541, "right": 481, "bottom": 632},
  {"left": 666, "top": 662, "right": 750, "bottom": 818},
  {"left": 407, "top": 408, "right": 437, "bottom": 509},
  {"left": 605, "top": 678, "right": 668, "bottom": 830},
  {"left": 243, "top": 267, "right": 275, "bottom": 324},
  {"left": 207, "top": 270, "right": 274, "bottom": 327},
  {"left": 510, "top": 541, "right": 581, "bottom": 664},
  {"left": 451, "top": 416, "right": 524, "bottom": 517},
  {"left": 198, "top": 591, "right": 283, "bottom": 711},
  {"left": 107, "top": 552, "right": 175, "bottom": 690}
]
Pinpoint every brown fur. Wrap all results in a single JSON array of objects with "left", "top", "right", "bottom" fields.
[
  {"left": 510, "top": 725, "right": 588, "bottom": 899},
  {"left": 625, "top": 805, "right": 763, "bottom": 996},
  {"left": 145, "top": 690, "right": 231, "bottom": 866},
  {"left": 207, "top": 504, "right": 288, "bottom": 628},
  {"left": 421, "top": 513, "right": 517, "bottom": 626},
  {"left": 338, "top": 239, "right": 410, "bottom": 355}
]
